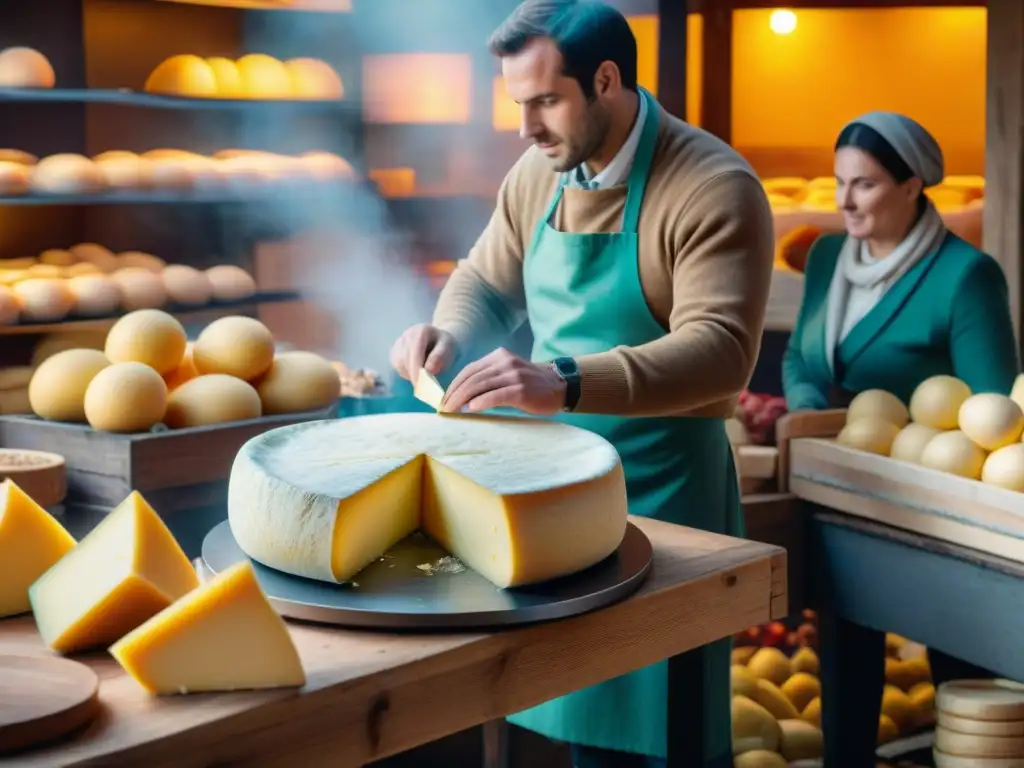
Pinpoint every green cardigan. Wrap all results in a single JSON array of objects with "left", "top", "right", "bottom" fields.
[{"left": 783, "top": 232, "right": 1020, "bottom": 411}]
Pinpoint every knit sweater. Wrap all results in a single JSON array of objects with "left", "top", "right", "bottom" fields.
[{"left": 432, "top": 105, "right": 776, "bottom": 417}]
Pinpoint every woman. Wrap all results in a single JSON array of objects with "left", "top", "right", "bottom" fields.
[{"left": 782, "top": 111, "right": 1020, "bottom": 764}]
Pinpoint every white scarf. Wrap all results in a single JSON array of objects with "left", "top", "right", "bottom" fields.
[{"left": 824, "top": 200, "right": 947, "bottom": 372}]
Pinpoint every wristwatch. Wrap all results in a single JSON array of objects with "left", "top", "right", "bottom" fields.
[{"left": 549, "top": 356, "right": 581, "bottom": 412}]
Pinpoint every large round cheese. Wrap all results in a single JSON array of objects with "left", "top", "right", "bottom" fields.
[
  {"left": 104, "top": 309, "right": 187, "bottom": 375},
  {"left": 228, "top": 413, "right": 628, "bottom": 588},
  {"left": 193, "top": 316, "right": 274, "bottom": 381},
  {"left": 910, "top": 375, "right": 972, "bottom": 430},
  {"left": 255, "top": 351, "right": 341, "bottom": 414},
  {"left": 164, "top": 374, "right": 262, "bottom": 428},
  {"left": 836, "top": 417, "right": 900, "bottom": 456},
  {"left": 29, "top": 348, "right": 110, "bottom": 422},
  {"left": 84, "top": 362, "right": 167, "bottom": 433},
  {"left": 846, "top": 389, "right": 909, "bottom": 428},
  {"left": 958, "top": 393, "right": 1024, "bottom": 451}
]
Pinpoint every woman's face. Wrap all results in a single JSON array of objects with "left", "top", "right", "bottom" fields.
[{"left": 834, "top": 146, "right": 921, "bottom": 241}]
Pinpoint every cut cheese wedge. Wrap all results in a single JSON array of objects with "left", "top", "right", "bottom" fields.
[
  {"left": 413, "top": 368, "right": 445, "bottom": 411},
  {"left": 110, "top": 561, "right": 305, "bottom": 695},
  {"left": 228, "top": 413, "right": 627, "bottom": 588},
  {"left": 29, "top": 491, "right": 199, "bottom": 653},
  {"left": 0, "top": 479, "right": 76, "bottom": 618}
]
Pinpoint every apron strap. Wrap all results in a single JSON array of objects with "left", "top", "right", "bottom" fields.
[{"left": 621, "top": 87, "right": 660, "bottom": 234}]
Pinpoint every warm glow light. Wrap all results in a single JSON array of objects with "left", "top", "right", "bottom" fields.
[
  {"left": 362, "top": 54, "right": 472, "bottom": 124},
  {"left": 770, "top": 9, "right": 797, "bottom": 35}
]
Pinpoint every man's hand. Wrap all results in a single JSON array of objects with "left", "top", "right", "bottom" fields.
[
  {"left": 442, "top": 348, "right": 566, "bottom": 415},
  {"left": 389, "top": 324, "right": 457, "bottom": 382}
]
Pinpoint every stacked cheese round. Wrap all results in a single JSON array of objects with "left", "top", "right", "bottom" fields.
[
  {"left": 934, "top": 680, "right": 1024, "bottom": 766},
  {"left": 0, "top": 147, "right": 354, "bottom": 197},
  {"left": 145, "top": 54, "right": 344, "bottom": 100},
  {"left": 836, "top": 376, "right": 1024, "bottom": 491},
  {"left": 731, "top": 633, "right": 935, "bottom": 760},
  {"left": 25, "top": 310, "right": 340, "bottom": 432},
  {"left": 0, "top": 246, "right": 259, "bottom": 323},
  {"left": 228, "top": 413, "right": 628, "bottom": 589}
]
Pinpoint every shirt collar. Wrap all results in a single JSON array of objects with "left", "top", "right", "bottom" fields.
[{"left": 571, "top": 93, "right": 647, "bottom": 190}]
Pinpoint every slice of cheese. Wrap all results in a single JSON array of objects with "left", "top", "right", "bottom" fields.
[
  {"left": 0, "top": 480, "right": 76, "bottom": 618},
  {"left": 29, "top": 491, "right": 200, "bottom": 653},
  {"left": 228, "top": 413, "right": 627, "bottom": 588},
  {"left": 110, "top": 561, "right": 305, "bottom": 695},
  {"left": 413, "top": 368, "right": 445, "bottom": 411}
]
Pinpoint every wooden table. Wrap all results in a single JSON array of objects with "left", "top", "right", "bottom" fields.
[
  {"left": 789, "top": 437, "right": 1024, "bottom": 766},
  {"left": 0, "top": 516, "right": 786, "bottom": 768}
]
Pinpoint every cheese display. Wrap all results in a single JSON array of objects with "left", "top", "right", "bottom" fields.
[
  {"left": 933, "top": 680, "right": 1024, "bottom": 765},
  {"left": 0, "top": 480, "right": 76, "bottom": 618},
  {"left": 110, "top": 561, "right": 305, "bottom": 695},
  {"left": 26, "top": 310, "right": 338, "bottom": 431},
  {"left": 228, "top": 413, "right": 628, "bottom": 588},
  {"left": 0, "top": 47, "right": 56, "bottom": 88},
  {"left": 146, "top": 54, "right": 343, "bottom": 101},
  {"left": 833, "top": 376, "right": 1024, "bottom": 492},
  {"left": 29, "top": 491, "right": 200, "bottom": 653}
]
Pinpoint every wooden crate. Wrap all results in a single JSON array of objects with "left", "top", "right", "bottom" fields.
[
  {"left": 0, "top": 406, "right": 337, "bottom": 512},
  {"left": 789, "top": 437, "right": 1024, "bottom": 566},
  {"left": 736, "top": 445, "right": 779, "bottom": 495}
]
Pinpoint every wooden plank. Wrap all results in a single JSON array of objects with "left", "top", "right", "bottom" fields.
[
  {"left": 0, "top": 517, "right": 785, "bottom": 767},
  {"left": 774, "top": 409, "right": 846, "bottom": 491},
  {"left": 984, "top": 0, "right": 1024, "bottom": 348},
  {"left": 699, "top": 1, "right": 732, "bottom": 143},
  {"left": 789, "top": 437, "right": 1024, "bottom": 564},
  {"left": 656, "top": 0, "right": 687, "bottom": 119},
  {"left": 743, "top": 493, "right": 804, "bottom": 612}
]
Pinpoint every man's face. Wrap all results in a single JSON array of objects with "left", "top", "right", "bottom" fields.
[{"left": 501, "top": 37, "right": 610, "bottom": 172}]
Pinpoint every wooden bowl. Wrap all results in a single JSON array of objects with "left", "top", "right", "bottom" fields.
[{"left": 0, "top": 448, "right": 66, "bottom": 507}]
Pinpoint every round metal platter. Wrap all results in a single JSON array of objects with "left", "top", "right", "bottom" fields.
[{"left": 201, "top": 520, "right": 653, "bottom": 630}]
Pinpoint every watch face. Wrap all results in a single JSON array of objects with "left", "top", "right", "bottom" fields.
[{"left": 555, "top": 357, "right": 576, "bottom": 376}]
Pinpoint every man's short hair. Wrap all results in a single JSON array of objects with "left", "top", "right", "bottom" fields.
[{"left": 487, "top": 0, "right": 638, "bottom": 99}]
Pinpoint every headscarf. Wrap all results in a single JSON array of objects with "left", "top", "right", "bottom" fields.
[{"left": 836, "top": 111, "right": 944, "bottom": 187}]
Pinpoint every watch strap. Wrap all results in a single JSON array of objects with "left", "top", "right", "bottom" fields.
[{"left": 550, "top": 357, "right": 581, "bottom": 412}]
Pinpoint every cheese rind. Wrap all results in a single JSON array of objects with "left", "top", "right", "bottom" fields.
[
  {"left": 110, "top": 561, "right": 305, "bottom": 695},
  {"left": 0, "top": 480, "right": 76, "bottom": 617},
  {"left": 228, "top": 413, "right": 627, "bottom": 588},
  {"left": 29, "top": 491, "right": 199, "bottom": 653}
]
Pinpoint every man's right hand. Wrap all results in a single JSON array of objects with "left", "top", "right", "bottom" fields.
[{"left": 389, "top": 324, "right": 457, "bottom": 382}]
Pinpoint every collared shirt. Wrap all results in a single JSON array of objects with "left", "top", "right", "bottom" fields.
[{"left": 566, "top": 93, "right": 648, "bottom": 190}]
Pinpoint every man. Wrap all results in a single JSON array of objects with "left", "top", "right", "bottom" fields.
[{"left": 389, "top": 1, "right": 775, "bottom": 766}]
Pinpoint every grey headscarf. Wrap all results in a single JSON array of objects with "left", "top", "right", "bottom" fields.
[{"left": 840, "top": 111, "right": 944, "bottom": 187}]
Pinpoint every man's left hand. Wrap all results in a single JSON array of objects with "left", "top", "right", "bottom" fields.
[{"left": 442, "top": 348, "right": 567, "bottom": 415}]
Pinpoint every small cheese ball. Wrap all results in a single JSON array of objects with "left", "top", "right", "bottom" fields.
[
  {"left": 104, "top": 309, "right": 187, "bottom": 376},
  {"left": 164, "top": 374, "right": 262, "bottom": 428},
  {"left": 84, "top": 362, "right": 167, "bottom": 433},
  {"left": 0, "top": 47, "right": 56, "bottom": 88},
  {"left": 192, "top": 315, "right": 275, "bottom": 381},
  {"left": 256, "top": 351, "right": 342, "bottom": 414},
  {"left": 29, "top": 348, "right": 111, "bottom": 422}
]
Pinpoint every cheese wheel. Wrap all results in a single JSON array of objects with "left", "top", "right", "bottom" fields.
[
  {"left": 935, "top": 726, "right": 1024, "bottom": 759},
  {"left": 117, "top": 251, "right": 166, "bottom": 273},
  {"left": 165, "top": 374, "right": 262, "bottom": 428},
  {"left": 837, "top": 417, "right": 901, "bottom": 456},
  {"left": 67, "top": 275, "right": 121, "bottom": 317},
  {"left": 0, "top": 149, "right": 37, "bottom": 166},
  {"left": 29, "top": 154, "right": 107, "bottom": 195},
  {"left": 84, "top": 362, "right": 167, "bottom": 433},
  {"left": 982, "top": 443, "right": 1024, "bottom": 491},
  {"left": 0, "top": 161, "right": 30, "bottom": 195},
  {"left": 938, "top": 710, "right": 1024, "bottom": 737},
  {"left": 228, "top": 413, "right": 628, "bottom": 587},
  {"left": 161, "top": 264, "right": 213, "bottom": 306},
  {"left": 145, "top": 55, "right": 218, "bottom": 97},
  {"left": 889, "top": 422, "right": 943, "bottom": 464},
  {"left": 778, "top": 718, "right": 823, "bottom": 761},
  {"left": 38, "top": 249, "right": 76, "bottom": 267},
  {"left": 0, "top": 286, "right": 19, "bottom": 325},
  {"left": 12, "top": 278, "right": 74, "bottom": 322},
  {"left": 933, "top": 751, "right": 1024, "bottom": 768},
  {"left": 255, "top": 351, "right": 341, "bottom": 414},
  {"left": 959, "top": 393, "right": 1024, "bottom": 451},
  {"left": 732, "top": 695, "right": 782, "bottom": 754},
  {"left": 65, "top": 262, "right": 101, "bottom": 277},
  {"left": 113, "top": 268, "right": 168, "bottom": 310},
  {"left": 206, "top": 57, "right": 245, "bottom": 98},
  {"left": 0, "top": 47, "right": 55, "bottom": 88},
  {"left": 94, "top": 154, "right": 153, "bottom": 189},
  {"left": 29, "top": 348, "right": 110, "bottom": 423},
  {"left": 284, "top": 58, "right": 344, "bottom": 99},
  {"left": 847, "top": 389, "right": 909, "bottom": 428},
  {"left": 911, "top": 375, "right": 972, "bottom": 430},
  {"left": 235, "top": 54, "right": 293, "bottom": 99},
  {"left": 205, "top": 265, "right": 257, "bottom": 301},
  {"left": 26, "top": 264, "right": 64, "bottom": 280},
  {"left": 733, "top": 751, "right": 787, "bottom": 768},
  {"left": 104, "top": 309, "right": 187, "bottom": 375},
  {"left": 193, "top": 316, "right": 274, "bottom": 381},
  {"left": 69, "top": 243, "right": 118, "bottom": 273},
  {"left": 938, "top": 680, "right": 1024, "bottom": 721},
  {"left": 920, "top": 430, "right": 988, "bottom": 479}
]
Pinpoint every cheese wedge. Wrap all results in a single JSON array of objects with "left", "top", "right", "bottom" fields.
[
  {"left": 110, "top": 561, "right": 305, "bottom": 695},
  {"left": 228, "top": 413, "right": 627, "bottom": 588},
  {"left": 413, "top": 368, "right": 445, "bottom": 411},
  {"left": 0, "top": 480, "right": 76, "bottom": 617},
  {"left": 29, "top": 491, "right": 200, "bottom": 653}
]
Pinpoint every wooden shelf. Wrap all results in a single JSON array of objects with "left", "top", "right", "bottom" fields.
[
  {"left": 0, "top": 290, "right": 301, "bottom": 335},
  {"left": 157, "top": 0, "right": 351, "bottom": 10},
  {"left": 0, "top": 181, "right": 368, "bottom": 207},
  {"left": 0, "top": 88, "right": 354, "bottom": 114}
]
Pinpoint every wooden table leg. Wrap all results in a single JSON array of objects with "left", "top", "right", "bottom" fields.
[
  {"left": 482, "top": 718, "right": 509, "bottom": 768},
  {"left": 666, "top": 640, "right": 733, "bottom": 768}
]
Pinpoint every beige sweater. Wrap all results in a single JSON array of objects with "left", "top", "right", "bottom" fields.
[{"left": 432, "top": 106, "right": 776, "bottom": 417}]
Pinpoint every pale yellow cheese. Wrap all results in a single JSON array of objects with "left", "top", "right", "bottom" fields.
[
  {"left": 228, "top": 413, "right": 627, "bottom": 588},
  {"left": 29, "top": 491, "right": 199, "bottom": 653},
  {"left": 413, "top": 368, "right": 445, "bottom": 411},
  {"left": 110, "top": 561, "right": 305, "bottom": 695},
  {"left": 0, "top": 480, "right": 76, "bottom": 617}
]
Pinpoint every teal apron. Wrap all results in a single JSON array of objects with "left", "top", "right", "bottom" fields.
[{"left": 505, "top": 87, "right": 744, "bottom": 761}]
